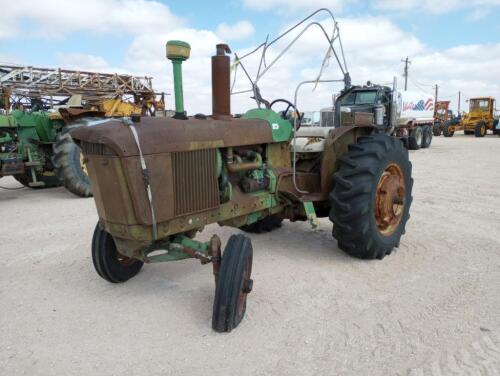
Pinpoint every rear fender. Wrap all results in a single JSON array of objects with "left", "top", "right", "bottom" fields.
[{"left": 320, "top": 125, "right": 373, "bottom": 197}]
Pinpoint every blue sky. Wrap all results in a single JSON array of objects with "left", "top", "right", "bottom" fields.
[{"left": 1, "top": 0, "right": 499, "bottom": 113}]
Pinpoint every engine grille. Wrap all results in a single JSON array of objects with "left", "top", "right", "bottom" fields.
[
  {"left": 80, "top": 142, "right": 117, "bottom": 156},
  {"left": 172, "top": 149, "right": 220, "bottom": 216}
]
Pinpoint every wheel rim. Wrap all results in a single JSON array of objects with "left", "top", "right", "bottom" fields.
[
  {"left": 80, "top": 151, "right": 89, "bottom": 176},
  {"left": 237, "top": 257, "right": 252, "bottom": 317},
  {"left": 375, "top": 163, "right": 405, "bottom": 236},
  {"left": 481, "top": 125, "right": 486, "bottom": 136}
]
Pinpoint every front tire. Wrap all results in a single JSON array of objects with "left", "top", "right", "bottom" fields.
[
  {"left": 443, "top": 122, "right": 455, "bottom": 137},
  {"left": 433, "top": 122, "right": 442, "bottom": 136},
  {"left": 329, "top": 135, "right": 413, "bottom": 260},
  {"left": 92, "top": 223, "right": 144, "bottom": 283},
  {"left": 53, "top": 132, "right": 92, "bottom": 197},
  {"left": 212, "top": 234, "right": 253, "bottom": 333},
  {"left": 474, "top": 122, "right": 486, "bottom": 137}
]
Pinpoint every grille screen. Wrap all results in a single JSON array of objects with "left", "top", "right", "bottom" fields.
[
  {"left": 172, "top": 149, "right": 220, "bottom": 216},
  {"left": 80, "top": 142, "right": 117, "bottom": 156}
]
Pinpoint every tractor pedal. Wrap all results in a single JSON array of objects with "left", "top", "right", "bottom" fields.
[
  {"left": 303, "top": 201, "right": 319, "bottom": 230},
  {"left": 28, "top": 181, "right": 45, "bottom": 188},
  {"left": 25, "top": 161, "right": 43, "bottom": 167}
]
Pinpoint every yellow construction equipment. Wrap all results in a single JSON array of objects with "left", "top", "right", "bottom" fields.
[{"left": 444, "top": 97, "right": 499, "bottom": 137}]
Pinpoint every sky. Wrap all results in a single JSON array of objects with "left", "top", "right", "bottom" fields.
[{"left": 1, "top": 0, "right": 499, "bottom": 114}]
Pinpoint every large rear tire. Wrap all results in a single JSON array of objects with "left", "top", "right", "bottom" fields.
[
  {"left": 329, "top": 134, "right": 413, "bottom": 260},
  {"left": 53, "top": 132, "right": 92, "bottom": 197},
  {"left": 408, "top": 127, "right": 422, "bottom": 150}
]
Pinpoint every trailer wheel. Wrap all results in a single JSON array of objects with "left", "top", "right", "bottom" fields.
[
  {"left": 240, "top": 215, "right": 283, "bottom": 233},
  {"left": 91, "top": 223, "right": 144, "bottom": 283},
  {"left": 432, "top": 122, "right": 442, "bottom": 136},
  {"left": 212, "top": 234, "right": 253, "bottom": 332},
  {"left": 408, "top": 127, "right": 422, "bottom": 150},
  {"left": 474, "top": 122, "right": 486, "bottom": 137},
  {"left": 53, "top": 132, "right": 92, "bottom": 197},
  {"left": 443, "top": 123, "right": 455, "bottom": 137},
  {"left": 329, "top": 134, "right": 413, "bottom": 260},
  {"left": 421, "top": 125, "right": 433, "bottom": 148}
]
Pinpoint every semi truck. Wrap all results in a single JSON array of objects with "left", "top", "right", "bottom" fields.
[{"left": 335, "top": 80, "right": 435, "bottom": 150}]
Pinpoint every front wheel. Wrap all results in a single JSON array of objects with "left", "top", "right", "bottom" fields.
[
  {"left": 92, "top": 223, "right": 144, "bottom": 283},
  {"left": 474, "top": 122, "right": 486, "bottom": 137},
  {"left": 433, "top": 122, "right": 442, "bottom": 136},
  {"left": 443, "top": 123, "right": 455, "bottom": 137},
  {"left": 329, "top": 135, "right": 413, "bottom": 260},
  {"left": 212, "top": 234, "right": 253, "bottom": 332}
]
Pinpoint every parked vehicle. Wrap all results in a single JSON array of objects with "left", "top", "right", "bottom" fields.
[
  {"left": 433, "top": 100, "right": 460, "bottom": 136},
  {"left": 335, "top": 80, "right": 435, "bottom": 150},
  {"left": 444, "top": 97, "right": 499, "bottom": 137}
]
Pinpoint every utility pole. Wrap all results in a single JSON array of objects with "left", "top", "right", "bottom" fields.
[
  {"left": 401, "top": 57, "right": 411, "bottom": 91},
  {"left": 434, "top": 84, "right": 438, "bottom": 116},
  {"left": 458, "top": 91, "right": 461, "bottom": 114}
]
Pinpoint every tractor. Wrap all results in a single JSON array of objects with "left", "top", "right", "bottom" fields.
[
  {"left": 0, "top": 97, "right": 158, "bottom": 196},
  {"left": 443, "top": 97, "right": 499, "bottom": 137},
  {"left": 433, "top": 100, "right": 458, "bottom": 136},
  {"left": 71, "top": 35, "right": 414, "bottom": 332}
]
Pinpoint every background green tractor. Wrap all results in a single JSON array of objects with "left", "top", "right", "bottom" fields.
[
  {"left": 0, "top": 110, "right": 62, "bottom": 189},
  {"left": 0, "top": 109, "right": 92, "bottom": 196}
]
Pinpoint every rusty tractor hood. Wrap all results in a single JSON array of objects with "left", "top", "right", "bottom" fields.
[{"left": 70, "top": 116, "right": 273, "bottom": 157}]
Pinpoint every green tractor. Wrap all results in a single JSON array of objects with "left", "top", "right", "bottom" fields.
[
  {"left": 0, "top": 109, "right": 92, "bottom": 196},
  {"left": 72, "top": 34, "right": 414, "bottom": 332}
]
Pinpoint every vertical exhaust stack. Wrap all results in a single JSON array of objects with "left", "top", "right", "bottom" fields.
[
  {"left": 212, "top": 44, "right": 232, "bottom": 120},
  {"left": 166, "top": 40, "right": 191, "bottom": 120}
]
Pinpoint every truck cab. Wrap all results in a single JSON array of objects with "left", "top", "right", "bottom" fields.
[{"left": 336, "top": 84, "right": 393, "bottom": 131}]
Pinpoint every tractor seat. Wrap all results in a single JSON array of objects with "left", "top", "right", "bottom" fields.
[{"left": 293, "top": 127, "right": 334, "bottom": 153}]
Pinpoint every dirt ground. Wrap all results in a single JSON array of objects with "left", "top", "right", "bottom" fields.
[{"left": 1, "top": 133, "right": 500, "bottom": 375}]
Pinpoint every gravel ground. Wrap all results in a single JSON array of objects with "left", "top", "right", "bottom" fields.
[{"left": 1, "top": 133, "right": 500, "bottom": 375}]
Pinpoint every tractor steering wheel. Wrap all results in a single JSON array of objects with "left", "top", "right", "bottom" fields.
[{"left": 269, "top": 99, "right": 303, "bottom": 131}]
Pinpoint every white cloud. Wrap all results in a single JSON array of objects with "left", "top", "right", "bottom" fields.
[
  {"left": 243, "top": 0, "right": 352, "bottom": 12},
  {"left": 373, "top": 0, "right": 500, "bottom": 14},
  {"left": 56, "top": 53, "right": 110, "bottom": 71},
  {"left": 468, "top": 8, "right": 490, "bottom": 21},
  {"left": 124, "top": 28, "right": 223, "bottom": 114},
  {"left": 0, "top": 0, "right": 184, "bottom": 39},
  {"left": 216, "top": 21, "right": 255, "bottom": 41}
]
